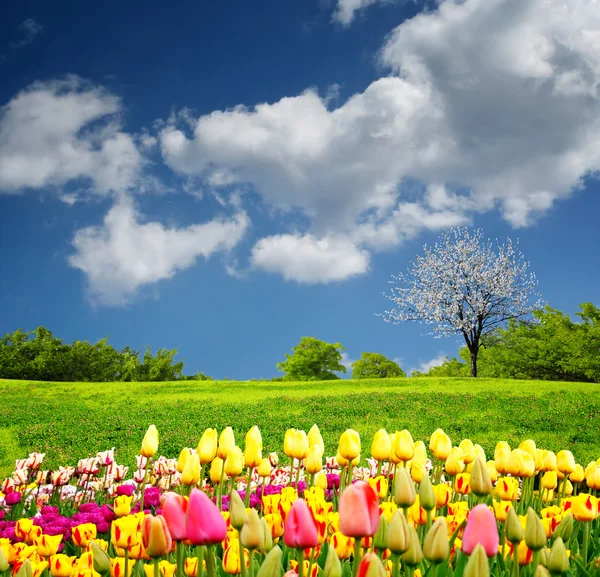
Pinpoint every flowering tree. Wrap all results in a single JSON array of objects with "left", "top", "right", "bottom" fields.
[{"left": 380, "top": 228, "right": 542, "bottom": 377}]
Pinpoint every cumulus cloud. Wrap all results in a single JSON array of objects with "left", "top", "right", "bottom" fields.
[
  {"left": 0, "top": 77, "right": 142, "bottom": 195},
  {"left": 333, "top": 0, "right": 382, "bottom": 25},
  {"left": 69, "top": 197, "right": 249, "bottom": 306},
  {"left": 159, "top": 0, "right": 600, "bottom": 283},
  {"left": 251, "top": 234, "right": 369, "bottom": 283}
]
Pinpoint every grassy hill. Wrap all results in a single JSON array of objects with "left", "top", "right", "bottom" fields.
[{"left": 0, "top": 377, "right": 599, "bottom": 476}]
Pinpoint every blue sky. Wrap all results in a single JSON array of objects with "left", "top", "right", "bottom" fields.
[{"left": 1, "top": 0, "right": 599, "bottom": 379}]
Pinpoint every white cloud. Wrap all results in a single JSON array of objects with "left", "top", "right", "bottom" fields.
[
  {"left": 12, "top": 18, "right": 43, "bottom": 47},
  {"left": 333, "top": 0, "right": 382, "bottom": 25},
  {"left": 0, "top": 77, "right": 142, "bottom": 195},
  {"left": 159, "top": 0, "right": 600, "bottom": 283},
  {"left": 69, "top": 197, "right": 249, "bottom": 306},
  {"left": 250, "top": 234, "right": 369, "bottom": 283},
  {"left": 409, "top": 353, "right": 448, "bottom": 375}
]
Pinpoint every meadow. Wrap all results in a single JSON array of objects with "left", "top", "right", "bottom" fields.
[{"left": 0, "top": 377, "right": 599, "bottom": 476}]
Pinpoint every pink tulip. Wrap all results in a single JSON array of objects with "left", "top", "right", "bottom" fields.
[
  {"left": 461, "top": 504, "right": 499, "bottom": 557},
  {"left": 339, "top": 481, "right": 380, "bottom": 537},
  {"left": 162, "top": 494, "right": 188, "bottom": 541},
  {"left": 185, "top": 488, "right": 227, "bottom": 545},
  {"left": 283, "top": 499, "right": 319, "bottom": 549}
]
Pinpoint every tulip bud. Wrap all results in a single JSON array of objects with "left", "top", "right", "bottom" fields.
[
  {"left": 552, "top": 512, "right": 573, "bottom": 543},
  {"left": 470, "top": 457, "right": 492, "bottom": 496},
  {"left": 525, "top": 508, "right": 546, "bottom": 551},
  {"left": 210, "top": 457, "right": 224, "bottom": 484},
  {"left": 556, "top": 451, "right": 576, "bottom": 475},
  {"left": 464, "top": 544, "right": 489, "bottom": 577},
  {"left": 229, "top": 491, "right": 248, "bottom": 531},
  {"left": 459, "top": 439, "right": 476, "bottom": 464},
  {"left": 241, "top": 510, "right": 263, "bottom": 550},
  {"left": 539, "top": 548, "right": 549, "bottom": 567},
  {"left": 182, "top": 453, "right": 201, "bottom": 486},
  {"left": 339, "top": 430, "right": 361, "bottom": 461},
  {"left": 256, "top": 546, "right": 282, "bottom": 577},
  {"left": 402, "top": 525, "right": 423, "bottom": 567},
  {"left": 418, "top": 475, "right": 435, "bottom": 511},
  {"left": 308, "top": 425, "right": 325, "bottom": 453},
  {"left": 534, "top": 566, "right": 551, "bottom": 577},
  {"left": 324, "top": 545, "right": 342, "bottom": 577},
  {"left": 260, "top": 517, "right": 273, "bottom": 552},
  {"left": 371, "top": 429, "right": 392, "bottom": 462},
  {"left": 373, "top": 516, "right": 388, "bottom": 551},
  {"left": 306, "top": 445, "right": 323, "bottom": 475},
  {"left": 315, "top": 472, "right": 328, "bottom": 490},
  {"left": 197, "top": 429, "right": 218, "bottom": 464},
  {"left": 394, "top": 467, "right": 416, "bottom": 508},
  {"left": 429, "top": 429, "right": 452, "bottom": 461},
  {"left": 387, "top": 510, "right": 410, "bottom": 555},
  {"left": 224, "top": 446, "right": 244, "bottom": 477},
  {"left": 356, "top": 554, "right": 386, "bottom": 577},
  {"left": 395, "top": 430, "right": 414, "bottom": 462},
  {"left": 16, "top": 559, "right": 33, "bottom": 577},
  {"left": 0, "top": 547, "right": 9, "bottom": 573},
  {"left": 569, "top": 464, "right": 585, "bottom": 484},
  {"left": 141, "top": 425, "right": 159, "bottom": 458},
  {"left": 257, "top": 458, "right": 272, "bottom": 478},
  {"left": 445, "top": 448, "right": 465, "bottom": 476},
  {"left": 505, "top": 508, "right": 524, "bottom": 544},
  {"left": 410, "top": 462, "right": 426, "bottom": 484},
  {"left": 413, "top": 441, "right": 427, "bottom": 465},
  {"left": 547, "top": 538, "right": 569, "bottom": 574},
  {"left": 423, "top": 518, "right": 449, "bottom": 564},
  {"left": 177, "top": 448, "right": 193, "bottom": 474},
  {"left": 90, "top": 541, "right": 111, "bottom": 575},
  {"left": 218, "top": 427, "right": 236, "bottom": 460}
]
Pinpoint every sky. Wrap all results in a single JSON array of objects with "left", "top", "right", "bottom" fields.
[{"left": 1, "top": 0, "right": 600, "bottom": 380}]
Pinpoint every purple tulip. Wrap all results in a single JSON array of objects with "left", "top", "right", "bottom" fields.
[{"left": 5, "top": 492, "right": 21, "bottom": 506}]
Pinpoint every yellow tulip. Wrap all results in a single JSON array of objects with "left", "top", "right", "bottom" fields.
[
  {"left": 244, "top": 437, "right": 262, "bottom": 469},
  {"left": 458, "top": 440, "right": 475, "bottom": 464},
  {"left": 284, "top": 429, "right": 296, "bottom": 458},
  {"left": 486, "top": 460, "right": 499, "bottom": 483},
  {"left": 506, "top": 449, "right": 535, "bottom": 478},
  {"left": 49, "top": 554, "right": 75, "bottom": 577},
  {"left": 33, "top": 534, "right": 62, "bottom": 557},
  {"left": 339, "top": 429, "right": 361, "bottom": 461},
  {"left": 224, "top": 446, "right": 244, "bottom": 477},
  {"left": 541, "top": 471, "right": 557, "bottom": 491},
  {"left": 586, "top": 466, "right": 600, "bottom": 490},
  {"left": 257, "top": 458, "right": 272, "bottom": 478},
  {"left": 474, "top": 444, "right": 486, "bottom": 464},
  {"left": 305, "top": 445, "right": 323, "bottom": 474},
  {"left": 412, "top": 441, "right": 428, "bottom": 466},
  {"left": 335, "top": 452, "right": 359, "bottom": 468},
  {"left": 570, "top": 494, "right": 599, "bottom": 522},
  {"left": 495, "top": 477, "right": 519, "bottom": 501},
  {"left": 367, "top": 476, "right": 389, "bottom": 499},
  {"left": 308, "top": 425, "right": 325, "bottom": 453},
  {"left": 394, "top": 430, "right": 414, "bottom": 462},
  {"left": 429, "top": 429, "right": 452, "bottom": 461},
  {"left": 113, "top": 495, "right": 133, "bottom": 517},
  {"left": 556, "top": 450, "right": 576, "bottom": 475},
  {"left": 371, "top": 429, "right": 392, "bottom": 462},
  {"left": 197, "top": 429, "right": 218, "bottom": 464},
  {"left": 444, "top": 448, "right": 465, "bottom": 476},
  {"left": 519, "top": 439, "right": 536, "bottom": 458},
  {"left": 141, "top": 425, "right": 159, "bottom": 458},
  {"left": 569, "top": 464, "right": 585, "bottom": 484},
  {"left": 315, "top": 472, "right": 328, "bottom": 490},
  {"left": 290, "top": 430, "right": 309, "bottom": 460},
  {"left": 210, "top": 457, "right": 224, "bottom": 484},
  {"left": 388, "top": 433, "right": 402, "bottom": 465},
  {"left": 111, "top": 516, "right": 140, "bottom": 549},
  {"left": 182, "top": 452, "right": 201, "bottom": 486},
  {"left": 410, "top": 462, "right": 427, "bottom": 484},
  {"left": 176, "top": 448, "right": 193, "bottom": 474},
  {"left": 494, "top": 443, "right": 511, "bottom": 475},
  {"left": 218, "top": 427, "right": 236, "bottom": 460},
  {"left": 542, "top": 451, "right": 557, "bottom": 472}
]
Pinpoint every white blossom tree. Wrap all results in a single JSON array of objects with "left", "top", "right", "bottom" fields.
[{"left": 381, "top": 228, "right": 542, "bottom": 377}]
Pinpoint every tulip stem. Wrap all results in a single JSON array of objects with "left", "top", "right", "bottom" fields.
[
  {"left": 197, "top": 545, "right": 205, "bottom": 577},
  {"left": 153, "top": 558, "right": 160, "bottom": 577},
  {"left": 244, "top": 468, "right": 254, "bottom": 508},
  {"left": 392, "top": 554, "right": 400, "bottom": 577},
  {"left": 297, "top": 549, "right": 305, "bottom": 577},
  {"left": 206, "top": 546, "right": 216, "bottom": 577},
  {"left": 352, "top": 537, "right": 362, "bottom": 577},
  {"left": 376, "top": 461, "right": 382, "bottom": 477},
  {"left": 249, "top": 550, "right": 255, "bottom": 577},
  {"left": 176, "top": 542, "right": 184, "bottom": 577},
  {"left": 531, "top": 550, "right": 540, "bottom": 574},
  {"left": 290, "top": 459, "right": 296, "bottom": 488},
  {"left": 307, "top": 547, "right": 315, "bottom": 577},
  {"left": 218, "top": 465, "right": 226, "bottom": 510},
  {"left": 239, "top": 535, "right": 247, "bottom": 577},
  {"left": 582, "top": 520, "right": 590, "bottom": 563}
]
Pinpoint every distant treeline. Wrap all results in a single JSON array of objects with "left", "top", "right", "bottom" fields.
[
  {"left": 413, "top": 303, "right": 600, "bottom": 383},
  {"left": 0, "top": 327, "right": 212, "bottom": 382}
]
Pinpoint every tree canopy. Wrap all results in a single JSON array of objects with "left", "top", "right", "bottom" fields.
[
  {"left": 381, "top": 227, "right": 541, "bottom": 377},
  {"left": 351, "top": 352, "right": 405, "bottom": 379},
  {"left": 0, "top": 326, "right": 208, "bottom": 382},
  {"left": 412, "top": 303, "right": 600, "bottom": 383},
  {"left": 276, "top": 336, "right": 346, "bottom": 381}
]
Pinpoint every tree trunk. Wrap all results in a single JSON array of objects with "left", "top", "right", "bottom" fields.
[{"left": 470, "top": 349, "right": 478, "bottom": 377}]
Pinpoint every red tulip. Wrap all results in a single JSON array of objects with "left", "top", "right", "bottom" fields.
[
  {"left": 162, "top": 494, "right": 188, "bottom": 541},
  {"left": 461, "top": 504, "right": 499, "bottom": 557},
  {"left": 283, "top": 499, "right": 319, "bottom": 549},
  {"left": 185, "top": 488, "right": 227, "bottom": 545},
  {"left": 339, "top": 482, "right": 380, "bottom": 538}
]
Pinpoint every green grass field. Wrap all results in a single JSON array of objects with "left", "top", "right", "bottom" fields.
[{"left": 0, "top": 377, "right": 599, "bottom": 477}]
